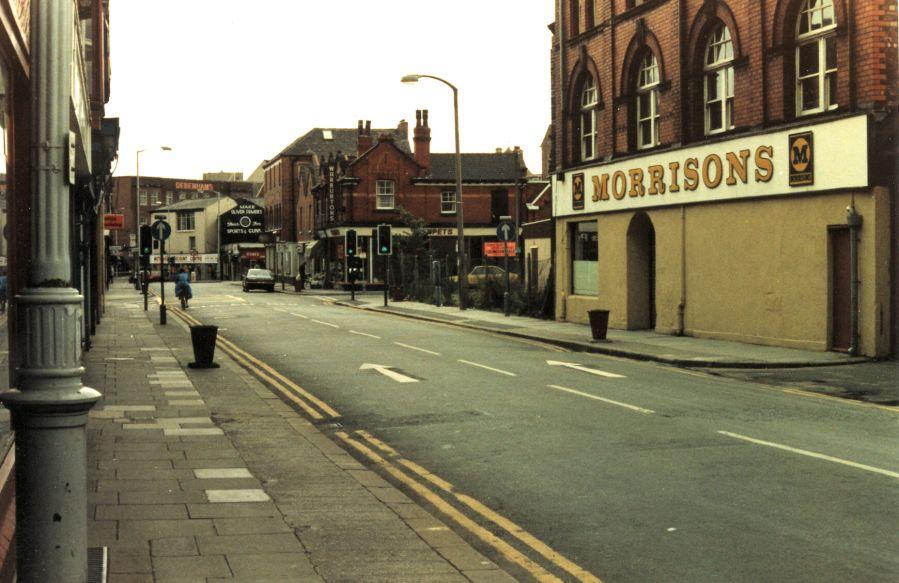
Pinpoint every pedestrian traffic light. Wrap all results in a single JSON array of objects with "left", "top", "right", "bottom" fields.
[
  {"left": 139, "top": 225, "right": 152, "bottom": 256},
  {"left": 345, "top": 229, "right": 357, "bottom": 257},
  {"left": 377, "top": 224, "right": 392, "bottom": 255}
]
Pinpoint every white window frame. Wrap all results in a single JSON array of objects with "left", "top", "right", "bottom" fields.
[
  {"left": 376, "top": 180, "right": 395, "bottom": 210},
  {"left": 441, "top": 191, "right": 456, "bottom": 214},
  {"left": 796, "top": 0, "right": 837, "bottom": 116},
  {"left": 139, "top": 191, "right": 147, "bottom": 205},
  {"left": 580, "top": 76, "right": 598, "bottom": 161},
  {"left": 636, "top": 52, "right": 660, "bottom": 150},
  {"left": 176, "top": 211, "right": 195, "bottom": 232},
  {"left": 704, "top": 24, "right": 735, "bottom": 135},
  {"left": 149, "top": 191, "right": 159, "bottom": 206}
]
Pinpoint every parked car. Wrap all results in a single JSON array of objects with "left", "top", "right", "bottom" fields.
[
  {"left": 450, "top": 265, "right": 520, "bottom": 285},
  {"left": 242, "top": 268, "right": 275, "bottom": 292}
]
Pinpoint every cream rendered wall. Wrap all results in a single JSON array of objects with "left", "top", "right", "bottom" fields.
[
  {"left": 555, "top": 190, "right": 890, "bottom": 356},
  {"left": 202, "top": 197, "right": 237, "bottom": 253}
]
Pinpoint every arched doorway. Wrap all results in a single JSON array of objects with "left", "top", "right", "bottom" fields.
[{"left": 627, "top": 212, "right": 656, "bottom": 330}]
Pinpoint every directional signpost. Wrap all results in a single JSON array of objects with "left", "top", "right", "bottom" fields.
[
  {"left": 498, "top": 216, "right": 513, "bottom": 317},
  {"left": 152, "top": 217, "right": 172, "bottom": 325}
]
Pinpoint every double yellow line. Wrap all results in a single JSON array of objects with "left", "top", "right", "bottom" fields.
[
  {"left": 169, "top": 306, "right": 341, "bottom": 421},
  {"left": 336, "top": 430, "right": 603, "bottom": 583},
  {"left": 168, "top": 303, "right": 602, "bottom": 582}
]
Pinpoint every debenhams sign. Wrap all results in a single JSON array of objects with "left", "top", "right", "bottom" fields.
[{"left": 555, "top": 114, "right": 868, "bottom": 217}]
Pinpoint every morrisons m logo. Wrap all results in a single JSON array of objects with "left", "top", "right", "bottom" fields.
[{"left": 789, "top": 132, "right": 814, "bottom": 186}]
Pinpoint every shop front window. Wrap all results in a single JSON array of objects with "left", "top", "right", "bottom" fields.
[{"left": 570, "top": 221, "right": 598, "bottom": 295}]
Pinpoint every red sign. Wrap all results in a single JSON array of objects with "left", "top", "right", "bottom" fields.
[
  {"left": 103, "top": 214, "right": 125, "bottom": 230},
  {"left": 241, "top": 249, "right": 265, "bottom": 261},
  {"left": 483, "top": 242, "right": 516, "bottom": 257}
]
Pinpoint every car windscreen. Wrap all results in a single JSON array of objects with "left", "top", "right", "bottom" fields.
[{"left": 247, "top": 269, "right": 272, "bottom": 278}]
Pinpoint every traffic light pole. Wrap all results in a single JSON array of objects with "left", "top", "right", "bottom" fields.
[
  {"left": 384, "top": 254, "right": 389, "bottom": 307},
  {"left": 159, "top": 238, "right": 167, "bottom": 325}
]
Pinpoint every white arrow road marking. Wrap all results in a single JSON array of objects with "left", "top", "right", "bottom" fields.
[
  {"left": 458, "top": 359, "right": 517, "bottom": 377},
  {"left": 360, "top": 363, "right": 418, "bottom": 383},
  {"left": 548, "top": 385, "right": 654, "bottom": 414},
  {"left": 717, "top": 431, "right": 899, "bottom": 480},
  {"left": 394, "top": 342, "right": 440, "bottom": 356},
  {"left": 546, "top": 360, "right": 625, "bottom": 378}
]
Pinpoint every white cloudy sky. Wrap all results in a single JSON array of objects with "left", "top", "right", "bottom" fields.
[{"left": 107, "top": 0, "right": 555, "bottom": 181}]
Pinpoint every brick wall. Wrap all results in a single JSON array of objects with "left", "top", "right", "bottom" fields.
[{"left": 552, "top": 0, "right": 898, "bottom": 170}]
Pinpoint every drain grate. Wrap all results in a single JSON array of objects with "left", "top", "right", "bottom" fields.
[{"left": 87, "top": 546, "right": 107, "bottom": 583}]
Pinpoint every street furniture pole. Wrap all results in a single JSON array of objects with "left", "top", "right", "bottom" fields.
[
  {"left": 0, "top": 0, "right": 101, "bottom": 578},
  {"left": 159, "top": 236, "right": 167, "bottom": 325}
]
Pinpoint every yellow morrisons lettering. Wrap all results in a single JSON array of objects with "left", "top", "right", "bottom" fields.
[{"left": 591, "top": 145, "right": 774, "bottom": 202}]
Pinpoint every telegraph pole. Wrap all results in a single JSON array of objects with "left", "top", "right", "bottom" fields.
[{"left": 0, "top": 0, "right": 101, "bottom": 580}]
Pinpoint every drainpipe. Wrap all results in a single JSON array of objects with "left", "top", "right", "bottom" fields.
[
  {"left": 0, "top": 0, "right": 101, "bottom": 580},
  {"left": 847, "top": 204, "right": 863, "bottom": 356},
  {"left": 677, "top": 205, "right": 686, "bottom": 335}
]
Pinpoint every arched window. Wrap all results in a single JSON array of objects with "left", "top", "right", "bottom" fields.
[
  {"left": 796, "top": 0, "right": 837, "bottom": 115},
  {"left": 704, "top": 24, "right": 734, "bottom": 135},
  {"left": 580, "top": 76, "right": 598, "bottom": 161},
  {"left": 636, "top": 52, "right": 660, "bottom": 150}
]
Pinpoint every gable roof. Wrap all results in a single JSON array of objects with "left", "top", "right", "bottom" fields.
[
  {"left": 274, "top": 127, "right": 411, "bottom": 161},
  {"left": 157, "top": 196, "right": 224, "bottom": 212},
  {"left": 425, "top": 152, "right": 524, "bottom": 182}
]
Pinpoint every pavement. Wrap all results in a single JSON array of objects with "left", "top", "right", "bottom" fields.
[
  {"left": 85, "top": 283, "right": 518, "bottom": 582},
  {"left": 283, "top": 289, "right": 868, "bottom": 369}
]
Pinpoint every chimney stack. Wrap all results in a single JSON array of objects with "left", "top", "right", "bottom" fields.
[
  {"left": 357, "top": 119, "right": 373, "bottom": 155},
  {"left": 413, "top": 109, "right": 431, "bottom": 169}
]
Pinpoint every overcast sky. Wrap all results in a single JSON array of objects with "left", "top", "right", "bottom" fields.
[{"left": 106, "top": 0, "right": 555, "bottom": 182}]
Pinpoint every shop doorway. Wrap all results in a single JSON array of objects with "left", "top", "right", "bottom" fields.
[
  {"left": 829, "top": 227, "right": 851, "bottom": 351},
  {"left": 627, "top": 212, "right": 656, "bottom": 330}
]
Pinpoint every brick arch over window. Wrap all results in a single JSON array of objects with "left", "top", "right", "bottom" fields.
[
  {"left": 620, "top": 28, "right": 667, "bottom": 151},
  {"left": 566, "top": 50, "right": 603, "bottom": 164},
  {"left": 685, "top": 1, "right": 745, "bottom": 141},
  {"left": 772, "top": 0, "right": 848, "bottom": 120}
]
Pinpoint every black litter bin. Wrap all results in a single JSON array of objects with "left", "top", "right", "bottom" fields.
[
  {"left": 587, "top": 309, "right": 610, "bottom": 342},
  {"left": 188, "top": 325, "right": 220, "bottom": 368}
]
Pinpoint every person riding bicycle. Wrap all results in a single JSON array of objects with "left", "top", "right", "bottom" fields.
[{"left": 174, "top": 267, "right": 192, "bottom": 309}]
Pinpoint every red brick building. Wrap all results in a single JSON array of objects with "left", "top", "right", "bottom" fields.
[
  {"left": 311, "top": 111, "right": 546, "bottom": 285},
  {"left": 550, "top": 0, "right": 897, "bottom": 357},
  {"left": 259, "top": 122, "right": 410, "bottom": 280}
]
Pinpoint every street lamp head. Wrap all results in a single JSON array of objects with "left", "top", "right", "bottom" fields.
[
  {"left": 160, "top": 146, "right": 172, "bottom": 151},
  {"left": 401, "top": 74, "right": 421, "bottom": 84}
]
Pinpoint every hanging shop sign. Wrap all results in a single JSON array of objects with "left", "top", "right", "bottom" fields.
[
  {"left": 554, "top": 114, "right": 868, "bottom": 217},
  {"left": 220, "top": 199, "right": 264, "bottom": 245}
]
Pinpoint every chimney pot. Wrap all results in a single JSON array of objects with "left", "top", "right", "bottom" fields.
[
  {"left": 413, "top": 109, "right": 432, "bottom": 170},
  {"left": 422, "top": 110, "right": 429, "bottom": 127},
  {"left": 357, "top": 120, "right": 363, "bottom": 134}
]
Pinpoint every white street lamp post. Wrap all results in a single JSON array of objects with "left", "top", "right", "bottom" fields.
[
  {"left": 401, "top": 73, "right": 467, "bottom": 310},
  {"left": 133, "top": 146, "right": 171, "bottom": 286}
]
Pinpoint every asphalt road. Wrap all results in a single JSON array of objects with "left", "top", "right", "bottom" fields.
[{"left": 169, "top": 282, "right": 898, "bottom": 583}]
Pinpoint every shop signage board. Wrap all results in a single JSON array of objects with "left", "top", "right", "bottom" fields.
[
  {"left": 150, "top": 253, "right": 217, "bottom": 264},
  {"left": 554, "top": 114, "right": 869, "bottom": 217},
  {"left": 103, "top": 213, "right": 125, "bottom": 230},
  {"left": 220, "top": 199, "right": 264, "bottom": 245},
  {"left": 484, "top": 242, "right": 517, "bottom": 257}
]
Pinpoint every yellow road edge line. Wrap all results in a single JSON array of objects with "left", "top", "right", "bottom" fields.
[
  {"left": 214, "top": 340, "right": 325, "bottom": 421},
  {"left": 168, "top": 307, "right": 327, "bottom": 420},
  {"left": 214, "top": 334, "right": 342, "bottom": 418},
  {"left": 169, "top": 306, "right": 341, "bottom": 419},
  {"left": 351, "top": 430, "right": 602, "bottom": 583},
  {"left": 334, "top": 431, "right": 566, "bottom": 583}
]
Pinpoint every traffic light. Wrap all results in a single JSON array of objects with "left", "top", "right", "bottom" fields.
[
  {"left": 345, "top": 229, "right": 357, "bottom": 257},
  {"left": 139, "top": 225, "right": 152, "bottom": 256},
  {"left": 377, "top": 224, "right": 392, "bottom": 255}
]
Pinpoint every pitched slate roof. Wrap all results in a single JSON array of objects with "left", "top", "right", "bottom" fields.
[
  {"left": 426, "top": 152, "right": 524, "bottom": 182},
  {"left": 276, "top": 128, "right": 411, "bottom": 160},
  {"left": 157, "top": 196, "right": 225, "bottom": 212}
]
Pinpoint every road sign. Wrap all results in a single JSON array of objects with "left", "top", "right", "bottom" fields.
[
  {"left": 151, "top": 220, "right": 172, "bottom": 241},
  {"left": 103, "top": 214, "right": 125, "bottom": 230},
  {"left": 496, "top": 222, "right": 514, "bottom": 242}
]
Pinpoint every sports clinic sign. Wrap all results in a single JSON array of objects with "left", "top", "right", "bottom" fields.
[{"left": 555, "top": 114, "right": 869, "bottom": 217}]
